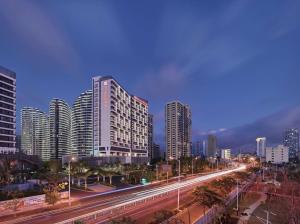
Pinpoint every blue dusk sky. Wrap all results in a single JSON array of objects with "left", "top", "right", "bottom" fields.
[{"left": 0, "top": 0, "right": 300, "bottom": 151}]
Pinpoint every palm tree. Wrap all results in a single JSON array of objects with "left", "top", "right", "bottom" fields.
[
  {"left": 93, "top": 167, "right": 107, "bottom": 183},
  {"left": 193, "top": 185, "right": 223, "bottom": 216}
]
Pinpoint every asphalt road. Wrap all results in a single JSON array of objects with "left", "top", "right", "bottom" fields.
[{"left": 1, "top": 165, "right": 245, "bottom": 224}]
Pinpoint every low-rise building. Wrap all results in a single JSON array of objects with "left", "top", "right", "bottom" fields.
[
  {"left": 266, "top": 145, "right": 289, "bottom": 164},
  {"left": 221, "top": 149, "right": 231, "bottom": 160}
]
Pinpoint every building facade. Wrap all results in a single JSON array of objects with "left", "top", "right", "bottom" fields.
[
  {"left": 21, "top": 107, "right": 50, "bottom": 161},
  {"left": 207, "top": 135, "right": 217, "bottom": 158},
  {"left": 193, "top": 141, "right": 204, "bottom": 157},
  {"left": 92, "top": 76, "right": 148, "bottom": 161},
  {"left": 49, "top": 99, "right": 72, "bottom": 160},
  {"left": 165, "top": 101, "right": 191, "bottom": 160},
  {"left": 266, "top": 145, "right": 289, "bottom": 164},
  {"left": 153, "top": 143, "right": 161, "bottom": 159},
  {"left": 221, "top": 149, "right": 231, "bottom": 160},
  {"left": 0, "top": 66, "right": 16, "bottom": 154},
  {"left": 256, "top": 137, "right": 266, "bottom": 157},
  {"left": 71, "top": 90, "right": 93, "bottom": 158},
  {"left": 148, "top": 114, "right": 154, "bottom": 160},
  {"left": 283, "top": 128, "right": 299, "bottom": 161}
]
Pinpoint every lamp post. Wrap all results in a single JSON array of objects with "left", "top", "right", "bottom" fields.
[
  {"left": 166, "top": 159, "right": 169, "bottom": 184},
  {"left": 156, "top": 164, "right": 158, "bottom": 181},
  {"left": 177, "top": 158, "right": 181, "bottom": 211},
  {"left": 68, "top": 156, "right": 75, "bottom": 206},
  {"left": 236, "top": 179, "right": 239, "bottom": 215},
  {"left": 191, "top": 157, "right": 198, "bottom": 176}
]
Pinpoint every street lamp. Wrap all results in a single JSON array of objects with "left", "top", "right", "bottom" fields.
[
  {"left": 68, "top": 156, "right": 76, "bottom": 206},
  {"left": 169, "top": 156, "right": 181, "bottom": 210},
  {"left": 236, "top": 179, "right": 239, "bottom": 215},
  {"left": 192, "top": 157, "right": 198, "bottom": 176},
  {"left": 177, "top": 158, "right": 181, "bottom": 211}
]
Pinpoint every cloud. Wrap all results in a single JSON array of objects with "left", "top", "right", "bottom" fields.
[
  {"left": 0, "top": 0, "right": 81, "bottom": 73},
  {"left": 215, "top": 105, "right": 300, "bottom": 153},
  {"left": 135, "top": 64, "right": 186, "bottom": 99}
]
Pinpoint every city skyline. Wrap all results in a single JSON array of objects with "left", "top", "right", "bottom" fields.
[{"left": 1, "top": 0, "right": 300, "bottom": 152}]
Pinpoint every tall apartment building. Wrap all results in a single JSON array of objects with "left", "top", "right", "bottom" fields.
[
  {"left": 256, "top": 137, "right": 266, "bottom": 157},
  {"left": 21, "top": 107, "right": 50, "bottom": 161},
  {"left": 71, "top": 90, "right": 93, "bottom": 157},
  {"left": 165, "top": 101, "right": 191, "bottom": 160},
  {"left": 0, "top": 66, "right": 16, "bottom": 154},
  {"left": 193, "top": 141, "right": 203, "bottom": 156},
  {"left": 283, "top": 128, "right": 299, "bottom": 161},
  {"left": 153, "top": 143, "right": 161, "bottom": 159},
  {"left": 92, "top": 76, "right": 148, "bottom": 160},
  {"left": 148, "top": 114, "right": 154, "bottom": 160},
  {"left": 266, "top": 145, "right": 289, "bottom": 164},
  {"left": 49, "top": 99, "right": 72, "bottom": 160},
  {"left": 207, "top": 135, "right": 217, "bottom": 157}
]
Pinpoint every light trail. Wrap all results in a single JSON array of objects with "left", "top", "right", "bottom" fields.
[{"left": 55, "top": 165, "right": 246, "bottom": 224}]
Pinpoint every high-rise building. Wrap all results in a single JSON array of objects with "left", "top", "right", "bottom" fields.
[
  {"left": 71, "top": 90, "right": 93, "bottom": 158},
  {"left": 92, "top": 76, "right": 148, "bottom": 161},
  {"left": 49, "top": 99, "right": 72, "bottom": 160},
  {"left": 165, "top": 101, "right": 191, "bottom": 160},
  {"left": 153, "top": 143, "right": 161, "bottom": 159},
  {"left": 283, "top": 128, "right": 299, "bottom": 160},
  {"left": 256, "top": 137, "right": 266, "bottom": 157},
  {"left": 193, "top": 141, "right": 203, "bottom": 156},
  {"left": 148, "top": 114, "right": 154, "bottom": 160},
  {"left": 21, "top": 107, "right": 50, "bottom": 161},
  {"left": 0, "top": 66, "right": 16, "bottom": 154},
  {"left": 266, "top": 145, "right": 289, "bottom": 164},
  {"left": 207, "top": 135, "right": 217, "bottom": 157}
]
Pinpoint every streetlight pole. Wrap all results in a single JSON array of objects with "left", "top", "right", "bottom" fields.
[
  {"left": 68, "top": 157, "right": 75, "bottom": 206},
  {"left": 191, "top": 158, "right": 194, "bottom": 176},
  {"left": 236, "top": 179, "right": 239, "bottom": 216},
  {"left": 177, "top": 159, "right": 181, "bottom": 211},
  {"left": 167, "top": 159, "right": 169, "bottom": 184},
  {"left": 156, "top": 164, "right": 158, "bottom": 181},
  {"left": 68, "top": 160, "right": 71, "bottom": 206}
]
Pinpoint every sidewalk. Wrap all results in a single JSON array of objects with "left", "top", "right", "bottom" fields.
[{"left": 238, "top": 192, "right": 266, "bottom": 224}]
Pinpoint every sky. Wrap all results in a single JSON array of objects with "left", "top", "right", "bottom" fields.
[{"left": 0, "top": 0, "right": 300, "bottom": 152}]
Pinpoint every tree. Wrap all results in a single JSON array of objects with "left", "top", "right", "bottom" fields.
[
  {"left": 149, "top": 210, "right": 174, "bottom": 224},
  {"left": 0, "top": 156, "right": 17, "bottom": 185},
  {"left": 43, "top": 163, "right": 65, "bottom": 206},
  {"left": 110, "top": 216, "right": 136, "bottom": 224},
  {"left": 193, "top": 186, "right": 223, "bottom": 216},
  {"left": 210, "top": 176, "right": 236, "bottom": 195}
]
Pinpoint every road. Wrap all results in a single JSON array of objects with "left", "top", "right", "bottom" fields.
[{"left": 1, "top": 165, "right": 246, "bottom": 224}]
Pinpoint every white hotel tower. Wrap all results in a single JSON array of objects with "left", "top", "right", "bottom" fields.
[{"left": 92, "top": 76, "right": 148, "bottom": 162}]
